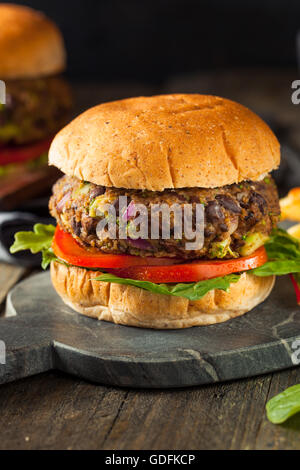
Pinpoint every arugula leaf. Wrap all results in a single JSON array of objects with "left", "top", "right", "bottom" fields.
[
  {"left": 10, "top": 224, "right": 55, "bottom": 254},
  {"left": 10, "top": 224, "right": 57, "bottom": 270},
  {"left": 266, "top": 384, "right": 300, "bottom": 424},
  {"left": 95, "top": 273, "right": 241, "bottom": 301}
]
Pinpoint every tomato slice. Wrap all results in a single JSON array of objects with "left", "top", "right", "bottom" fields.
[
  {"left": 52, "top": 225, "right": 183, "bottom": 268},
  {"left": 106, "top": 246, "right": 268, "bottom": 283},
  {"left": 0, "top": 138, "right": 52, "bottom": 166},
  {"left": 53, "top": 226, "right": 268, "bottom": 282}
]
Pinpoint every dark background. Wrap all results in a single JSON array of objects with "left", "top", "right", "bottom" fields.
[
  {"left": 4, "top": 0, "right": 300, "bottom": 82},
  {"left": 1, "top": 1, "right": 299, "bottom": 210}
]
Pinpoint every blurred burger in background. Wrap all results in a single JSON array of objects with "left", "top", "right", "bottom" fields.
[{"left": 0, "top": 3, "right": 72, "bottom": 209}]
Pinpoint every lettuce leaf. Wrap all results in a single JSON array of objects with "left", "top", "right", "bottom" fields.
[
  {"left": 10, "top": 224, "right": 57, "bottom": 269},
  {"left": 95, "top": 273, "right": 241, "bottom": 301},
  {"left": 253, "top": 228, "right": 300, "bottom": 277},
  {"left": 10, "top": 223, "right": 55, "bottom": 253},
  {"left": 40, "top": 248, "right": 58, "bottom": 270}
]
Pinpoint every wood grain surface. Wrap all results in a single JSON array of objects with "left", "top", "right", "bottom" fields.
[
  {"left": 0, "top": 368, "right": 299, "bottom": 450},
  {"left": 0, "top": 72, "right": 299, "bottom": 450}
]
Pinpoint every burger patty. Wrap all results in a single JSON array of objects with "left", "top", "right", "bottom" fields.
[
  {"left": 49, "top": 175, "right": 280, "bottom": 259},
  {"left": 0, "top": 76, "right": 72, "bottom": 146}
]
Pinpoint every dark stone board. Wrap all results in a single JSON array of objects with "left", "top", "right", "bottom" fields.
[{"left": 0, "top": 272, "right": 300, "bottom": 388}]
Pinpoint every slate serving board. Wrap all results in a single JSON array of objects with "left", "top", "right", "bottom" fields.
[{"left": 0, "top": 272, "right": 299, "bottom": 389}]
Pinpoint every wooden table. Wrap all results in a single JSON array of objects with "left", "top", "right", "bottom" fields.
[{"left": 0, "top": 70, "right": 299, "bottom": 450}]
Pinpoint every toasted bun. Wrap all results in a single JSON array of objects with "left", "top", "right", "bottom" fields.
[
  {"left": 0, "top": 4, "right": 66, "bottom": 79},
  {"left": 49, "top": 94, "right": 280, "bottom": 191},
  {"left": 51, "top": 261, "right": 275, "bottom": 329}
]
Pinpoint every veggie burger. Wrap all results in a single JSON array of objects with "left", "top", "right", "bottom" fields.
[
  {"left": 11, "top": 94, "right": 300, "bottom": 329},
  {"left": 0, "top": 4, "right": 71, "bottom": 175}
]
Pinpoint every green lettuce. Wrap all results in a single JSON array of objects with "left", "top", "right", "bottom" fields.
[
  {"left": 266, "top": 384, "right": 300, "bottom": 424},
  {"left": 10, "top": 223, "right": 57, "bottom": 269},
  {"left": 95, "top": 273, "right": 241, "bottom": 301},
  {"left": 253, "top": 228, "right": 300, "bottom": 277}
]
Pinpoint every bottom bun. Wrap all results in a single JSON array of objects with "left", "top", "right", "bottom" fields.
[{"left": 50, "top": 261, "right": 275, "bottom": 329}]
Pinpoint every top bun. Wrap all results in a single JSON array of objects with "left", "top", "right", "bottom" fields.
[
  {"left": 49, "top": 94, "right": 280, "bottom": 191},
  {"left": 0, "top": 4, "right": 66, "bottom": 79}
]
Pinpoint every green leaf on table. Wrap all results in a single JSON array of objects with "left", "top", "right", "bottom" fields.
[{"left": 266, "top": 384, "right": 300, "bottom": 424}]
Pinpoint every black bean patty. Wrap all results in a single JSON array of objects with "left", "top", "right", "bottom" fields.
[
  {"left": 0, "top": 76, "right": 72, "bottom": 146},
  {"left": 49, "top": 175, "right": 280, "bottom": 259}
]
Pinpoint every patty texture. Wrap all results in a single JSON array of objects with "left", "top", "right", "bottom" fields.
[
  {"left": 0, "top": 76, "right": 72, "bottom": 146},
  {"left": 49, "top": 175, "right": 280, "bottom": 259}
]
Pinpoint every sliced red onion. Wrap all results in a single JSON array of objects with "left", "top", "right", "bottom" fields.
[
  {"left": 56, "top": 191, "right": 71, "bottom": 213},
  {"left": 128, "top": 237, "right": 152, "bottom": 251},
  {"left": 122, "top": 200, "right": 136, "bottom": 222}
]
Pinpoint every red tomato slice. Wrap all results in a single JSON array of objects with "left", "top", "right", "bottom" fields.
[
  {"left": 52, "top": 225, "right": 183, "bottom": 268},
  {"left": 0, "top": 138, "right": 52, "bottom": 166},
  {"left": 106, "top": 246, "right": 268, "bottom": 283},
  {"left": 53, "top": 226, "right": 268, "bottom": 282}
]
